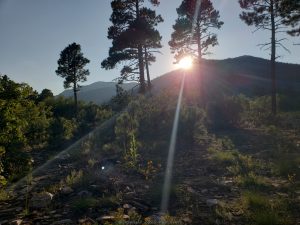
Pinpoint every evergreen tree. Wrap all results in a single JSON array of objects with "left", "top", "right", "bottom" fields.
[
  {"left": 56, "top": 43, "right": 90, "bottom": 114},
  {"left": 280, "top": 0, "right": 300, "bottom": 36},
  {"left": 101, "top": 0, "right": 162, "bottom": 93},
  {"left": 169, "top": 0, "right": 223, "bottom": 63},
  {"left": 239, "top": 0, "right": 289, "bottom": 115}
]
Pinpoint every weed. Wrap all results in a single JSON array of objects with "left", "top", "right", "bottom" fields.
[
  {"left": 88, "top": 158, "right": 97, "bottom": 168},
  {"left": 65, "top": 169, "right": 83, "bottom": 187},
  {"left": 0, "top": 189, "right": 10, "bottom": 201}
]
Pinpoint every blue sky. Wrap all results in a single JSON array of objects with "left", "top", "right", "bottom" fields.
[{"left": 0, "top": 0, "right": 299, "bottom": 94}]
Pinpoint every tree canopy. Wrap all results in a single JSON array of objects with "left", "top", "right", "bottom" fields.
[
  {"left": 101, "top": 0, "right": 163, "bottom": 93},
  {"left": 56, "top": 42, "right": 90, "bottom": 113},
  {"left": 169, "top": 0, "right": 223, "bottom": 63}
]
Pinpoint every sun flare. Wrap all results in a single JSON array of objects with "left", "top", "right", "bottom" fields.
[{"left": 178, "top": 56, "right": 193, "bottom": 70}]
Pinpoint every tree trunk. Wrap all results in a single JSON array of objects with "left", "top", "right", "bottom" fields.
[
  {"left": 144, "top": 46, "right": 151, "bottom": 90},
  {"left": 136, "top": 0, "right": 146, "bottom": 94},
  {"left": 196, "top": 22, "right": 202, "bottom": 62},
  {"left": 73, "top": 82, "right": 78, "bottom": 116},
  {"left": 270, "top": 0, "right": 277, "bottom": 115}
]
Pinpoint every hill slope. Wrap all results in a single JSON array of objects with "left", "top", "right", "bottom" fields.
[
  {"left": 59, "top": 81, "right": 137, "bottom": 104},
  {"left": 151, "top": 55, "right": 300, "bottom": 96}
]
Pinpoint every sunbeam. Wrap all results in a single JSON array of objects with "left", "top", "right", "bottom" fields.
[
  {"left": 160, "top": 0, "right": 202, "bottom": 214},
  {"left": 160, "top": 71, "right": 186, "bottom": 213}
]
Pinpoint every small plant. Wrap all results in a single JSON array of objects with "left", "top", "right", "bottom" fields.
[
  {"left": 124, "top": 134, "right": 140, "bottom": 170},
  {"left": 0, "top": 189, "right": 10, "bottom": 201},
  {"left": 81, "top": 140, "right": 92, "bottom": 155},
  {"left": 104, "top": 208, "right": 142, "bottom": 225},
  {"left": 88, "top": 158, "right": 97, "bottom": 168},
  {"left": 139, "top": 160, "right": 161, "bottom": 180},
  {"left": 23, "top": 169, "right": 33, "bottom": 216},
  {"left": 65, "top": 169, "right": 83, "bottom": 187}
]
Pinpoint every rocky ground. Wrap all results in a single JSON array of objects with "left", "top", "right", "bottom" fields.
[{"left": 1, "top": 117, "right": 300, "bottom": 224}]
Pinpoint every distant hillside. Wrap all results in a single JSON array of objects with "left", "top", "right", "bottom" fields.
[
  {"left": 58, "top": 81, "right": 137, "bottom": 104},
  {"left": 59, "top": 56, "right": 300, "bottom": 104},
  {"left": 151, "top": 55, "right": 300, "bottom": 96}
]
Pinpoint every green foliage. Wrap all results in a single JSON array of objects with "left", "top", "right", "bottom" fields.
[
  {"left": 0, "top": 189, "right": 10, "bottom": 201},
  {"left": 241, "top": 191, "right": 291, "bottom": 225},
  {"left": 71, "top": 197, "right": 98, "bottom": 214},
  {"left": 104, "top": 208, "right": 180, "bottom": 225},
  {"left": 65, "top": 169, "right": 84, "bottom": 187},
  {"left": 206, "top": 95, "right": 247, "bottom": 129},
  {"left": 56, "top": 42, "right": 90, "bottom": 112},
  {"left": 124, "top": 134, "right": 140, "bottom": 170},
  {"left": 110, "top": 84, "right": 130, "bottom": 111},
  {"left": 139, "top": 160, "right": 161, "bottom": 180},
  {"left": 101, "top": 0, "right": 163, "bottom": 91}
]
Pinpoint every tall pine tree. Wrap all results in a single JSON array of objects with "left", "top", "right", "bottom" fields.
[
  {"left": 239, "top": 0, "right": 291, "bottom": 115},
  {"left": 101, "top": 0, "right": 162, "bottom": 93},
  {"left": 56, "top": 43, "right": 90, "bottom": 115},
  {"left": 169, "top": 0, "right": 223, "bottom": 63}
]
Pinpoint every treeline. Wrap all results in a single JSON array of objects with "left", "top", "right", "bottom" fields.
[{"left": 0, "top": 75, "right": 112, "bottom": 186}]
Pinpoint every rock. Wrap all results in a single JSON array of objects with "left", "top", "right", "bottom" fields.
[
  {"left": 206, "top": 199, "right": 218, "bottom": 207},
  {"left": 97, "top": 215, "right": 129, "bottom": 221},
  {"left": 201, "top": 189, "right": 208, "bottom": 194},
  {"left": 33, "top": 175, "right": 50, "bottom": 182},
  {"left": 53, "top": 214, "right": 62, "bottom": 218},
  {"left": 60, "top": 186, "right": 73, "bottom": 195},
  {"left": 78, "top": 218, "right": 96, "bottom": 224},
  {"left": 130, "top": 200, "right": 150, "bottom": 211},
  {"left": 123, "top": 204, "right": 131, "bottom": 209},
  {"left": 77, "top": 190, "right": 92, "bottom": 197},
  {"left": 51, "top": 219, "right": 73, "bottom": 225},
  {"left": 182, "top": 217, "right": 192, "bottom": 223},
  {"left": 10, "top": 219, "right": 22, "bottom": 225},
  {"left": 30, "top": 192, "right": 53, "bottom": 209}
]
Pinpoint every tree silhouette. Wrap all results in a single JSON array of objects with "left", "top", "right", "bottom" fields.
[
  {"left": 280, "top": 0, "right": 300, "bottom": 36},
  {"left": 239, "top": 0, "right": 290, "bottom": 115},
  {"left": 169, "top": 0, "right": 223, "bottom": 63},
  {"left": 56, "top": 43, "right": 90, "bottom": 115},
  {"left": 101, "top": 0, "right": 162, "bottom": 93}
]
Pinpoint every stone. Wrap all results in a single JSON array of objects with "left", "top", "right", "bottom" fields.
[
  {"left": 182, "top": 217, "right": 192, "bottom": 224},
  {"left": 10, "top": 219, "right": 23, "bottom": 225},
  {"left": 30, "top": 192, "right": 53, "bottom": 208},
  {"left": 206, "top": 199, "right": 218, "bottom": 207},
  {"left": 123, "top": 204, "right": 131, "bottom": 209},
  {"left": 60, "top": 186, "right": 73, "bottom": 195},
  {"left": 51, "top": 219, "right": 73, "bottom": 225},
  {"left": 77, "top": 190, "right": 92, "bottom": 197},
  {"left": 201, "top": 189, "right": 208, "bottom": 194},
  {"left": 97, "top": 215, "right": 129, "bottom": 221}
]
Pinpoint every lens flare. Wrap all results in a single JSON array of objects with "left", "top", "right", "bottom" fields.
[
  {"left": 160, "top": 72, "right": 186, "bottom": 213},
  {"left": 178, "top": 56, "right": 193, "bottom": 70}
]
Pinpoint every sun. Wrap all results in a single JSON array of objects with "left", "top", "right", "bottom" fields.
[{"left": 178, "top": 56, "right": 193, "bottom": 70}]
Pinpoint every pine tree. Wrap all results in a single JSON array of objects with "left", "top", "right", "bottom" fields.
[
  {"left": 56, "top": 43, "right": 90, "bottom": 115},
  {"left": 101, "top": 0, "right": 162, "bottom": 93},
  {"left": 239, "top": 0, "right": 289, "bottom": 115},
  {"left": 280, "top": 0, "right": 300, "bottom": 36},
  {"left": 169, "top": 0, "right": 223, "bottom": 63}
]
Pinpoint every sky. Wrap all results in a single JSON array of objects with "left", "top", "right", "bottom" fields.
[{"left": 0, "top": 0, "right": 299, "bottom": 95}]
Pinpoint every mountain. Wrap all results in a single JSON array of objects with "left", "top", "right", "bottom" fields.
[
  {"left": 58, "top": 81, "right": 137, "bottom": 104},
  {"left": 58, "top": 56, "right": 300, "bottom": 104},
  {"left": 151, "top": 55, "right": 300, "bottom": 96}
]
